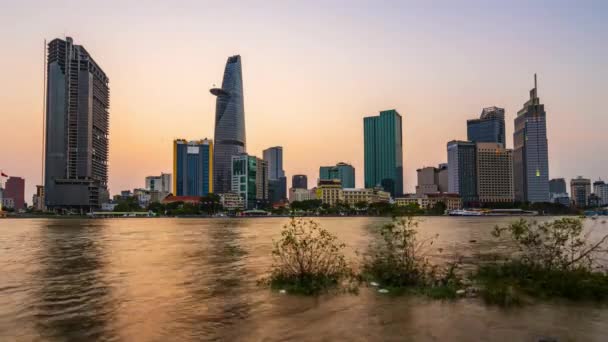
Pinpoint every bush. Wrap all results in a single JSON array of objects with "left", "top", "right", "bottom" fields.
[
  {"left": 476, "top": 218, "right": 608, "bottom": 305},
  {"left": 491, "top": 218, "right": 608, "bottom": 271},
  {"left": 264, "top": 218, "right": 354, "bottom": 295},
  {"left": 361, "top": 216, "right": 460, "bottom": 297}
]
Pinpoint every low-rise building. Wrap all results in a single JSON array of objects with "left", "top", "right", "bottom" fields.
[
  {"left": 416, "top": 164, "right": 448, "bottom": 195},
  {"left": 32, "top": 185, "right": 45, "bottom": 211},
  {"left": 289, "top": 188, "right": 317, "bottom": 202},
  {"left": 395, "top": 193, "right": 462, "bottom": 211},
  {"left": 343, "top": 187, "right": 390, "bottom": 205},
  {"left": 316, "top": 179, "right": 344, "bottom": 206},
  {"left": 219, "top": 192, "right": 245, "bottom": 211},
  {"left": 550, "top": 192, "right": 571, "bottom": 206},
  {"left": 101, "top": 202, "right": 117, "bottom": 211},
  {"left": 2, "top": 197, "right": 15, "bottom": 210},
  {"left": 161, "top": 195, "right": 202, "bottom": 205}
]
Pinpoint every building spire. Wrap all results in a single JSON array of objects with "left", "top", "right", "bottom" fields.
[{"left": 534, "top": 73, "right": 537, "bottom": 92}]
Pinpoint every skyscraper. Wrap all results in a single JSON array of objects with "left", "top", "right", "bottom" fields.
[
  {"left": 173, "top": 139, "right": 213, "bottom": 197},
  {"left": 513, "top": 75, "right": 550, "bottom": 203},
  {"left": 231, "top": 154, "right": 268, "bottom": 209},
  {"left": 593, "top": 180, "right": 608, "bottom": 206},
  {"left": 571, "top": 176, "right": 591, "bottom": 207},
  {"left": 292, "top": 175, "right": 308, "bottom": 190},
  {"left": 211, "top": 55, "right": 246, "bottom": 194},
  {"left": 319, "top": 162, "right": 355, "bottom": 188},
  {"left": 475, "top": 143, "right": 514, "bottom": 203},
  {"left": 44, "top": 37, "right": 110, "bottom": 210},
  {"left": 467, "top": 106, "right": 506, "bottom": 146},
  {"left": 263, "top": 146, "right": 285, "bottom": 180},
  {"left": 447, "top": 140, "right": 477, "bottom": 205},
  {"left": 263, "top": 146, "right": 286, "bottom": 204},
  {"left": 364, "top": 109, "right": 403, "bottom": 197}
]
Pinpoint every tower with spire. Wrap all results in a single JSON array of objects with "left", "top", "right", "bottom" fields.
[{"left": 513, "top": 74, "right": 550, "bottom": 203}]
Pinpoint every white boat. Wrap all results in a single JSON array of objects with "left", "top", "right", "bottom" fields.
[{"left": 448, "top": 209, "right": 483, "bottom": 216}]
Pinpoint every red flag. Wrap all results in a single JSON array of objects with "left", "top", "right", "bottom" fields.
[{"left": 0, "top": 172, "right": 7, "bottom": 177}]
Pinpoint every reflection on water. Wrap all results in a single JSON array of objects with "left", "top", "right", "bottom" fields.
[
  {"left": 34, "top": 220, "right": 117, "bottom": 341},
  {"left": 1, "top": 217, "right": 607, "bottom": 341}
]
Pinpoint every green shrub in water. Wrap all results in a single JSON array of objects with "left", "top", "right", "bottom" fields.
[
  {"left": 361, "top": 216, "right": 461, "bottom": 297},
  {"left": 476, "top": 218, "right": 608, "bottom": 305},
  {"left": 264, "top": 217, "right": 354, "bottom": 295}
]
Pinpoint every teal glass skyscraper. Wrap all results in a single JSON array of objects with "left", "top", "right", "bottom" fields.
[{"left": 364, "top": 110, "right": 403, "bottom": 196}]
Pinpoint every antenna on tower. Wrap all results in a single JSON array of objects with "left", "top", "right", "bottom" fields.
[
  {"left": 41, "top": 39, "right": 47, "bottom": 187},
  {"left": 534, "top": 73, "right": 537, "bottom": 90}
]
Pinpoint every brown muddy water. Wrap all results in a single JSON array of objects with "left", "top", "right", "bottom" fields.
[{"left": 1, "top": 217, "right": 607, "bottom": 341}]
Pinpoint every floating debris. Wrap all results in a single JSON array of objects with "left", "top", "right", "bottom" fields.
[
  {"left": 378, "top": 288, "right": 389, "bottom": 294},
  {"left": 469, "top": 239, "right": 477, "bottom": 243},
  {"left": 279, "top": 289, "right": 286, "bottom": 294},
  {"left": 370, "top": 281, "right": 380, "bottom": 287},
  {"left": 456, "top": 289, "right": 466, "bottom": 296}
]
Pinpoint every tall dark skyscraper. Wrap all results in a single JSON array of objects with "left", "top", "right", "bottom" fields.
[
  {"left": 292, "top": 175, "right": 308, "bottom": 189},
  {"left": 263, "top": 146, "right": 285, "bottom": 180},
  {"left": 467, "top": 106, "right": 506, "bottom": 146},
  {"left": 44, "top": 37, "right": 110, "bottom": 210},
  {"left": 364, "top": 109, "right": 403, "bottom": 197},
  {"left": 264, "top": 146, "right": 286, "bottom": 204},
  {"left": 211, "top": 55, "right": 246, "bottom": 194},
  {"left": 513, "top": 75, "right": 550, "bottom": 203},
  {"left": 447, "top": 140, "right": 478, "bottom": 205}
]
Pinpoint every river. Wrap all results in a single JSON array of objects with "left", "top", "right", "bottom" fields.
[{"left": 1, "top": 217, "right": 607, "bottom": 341}]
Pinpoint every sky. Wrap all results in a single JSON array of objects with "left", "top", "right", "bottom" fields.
[{"left": 0, "top": 0, "right": 607, "bottom": 201}]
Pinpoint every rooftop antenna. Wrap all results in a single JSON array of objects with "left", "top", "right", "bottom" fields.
[
  {"left": 534, "top": 73, "right": 537, "bottom": 91},
  {"left": 41, "top": 39, "right": 47, "bottom": 187}
]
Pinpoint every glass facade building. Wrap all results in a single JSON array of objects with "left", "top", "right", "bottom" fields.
[
  {"left": 263, "top": 146, "right": 285, "bottom": 180},
  {"left": 364, "top": 110, "right": 403, "bottom": 197},
  {"left": 467, "top": 106, "right": 506, "bottom": 146},
  {"left": 549, "top": 178, "right": 567, "bottom": 195},
  {"left": 211, "top": 55, "right": 246, "bottom": 194},
  {"left": 292, "top": 175, "right": 308, "bottom": 190},
  {"left": 447, "top": 140, "right": 478, "bottom": 205},
  {"left": 263, "top": 146, "right": 286, "bottom": 203},
  {"left": 513, "top": 75, "right": 550, "bottom": 203},
  {"left": 231, "top": 154, "right": 268, "bottom": 209},
  {"left": 44, "top": 37, "right": 110, "bottom": 210},
  {"left": 319, "top": 162, "right": 355, "bottom": 188},
  {"left": 173, "top": 139, "right": 213, "bottom": 197}
]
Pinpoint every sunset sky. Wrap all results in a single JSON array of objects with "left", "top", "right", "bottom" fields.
[{"left": 1, "top": 0, "right": 607, "bottom": 201}]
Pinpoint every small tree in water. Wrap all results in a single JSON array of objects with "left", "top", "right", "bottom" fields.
[
  {"left": 477, "top": 218, "right": 608, "bottom": 304},
  {"left": 362, "top": 216, "right": 460, "bottom": 296},
  {"left": 491, "top": 218, "right": 608, "bottom": 271},
  {"left": 266, "top": 218, "right": 353, "bottom": 295}
]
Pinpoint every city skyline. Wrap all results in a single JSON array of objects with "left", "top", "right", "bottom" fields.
[{"left": 1, "top": 1, "right": 607, "bottom": 201}]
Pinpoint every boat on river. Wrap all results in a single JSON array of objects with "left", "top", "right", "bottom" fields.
[{"left": 448, "top": 209, "right": 483, "bottom": 216}]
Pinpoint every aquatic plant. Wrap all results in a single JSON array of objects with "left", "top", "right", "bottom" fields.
[
  {"left": 476, "top": 218, "right": 608, "bottom": 305},
  {"left": 361, "top": 216, "right": 461, "bottom": 297},
  {"left": 264, "top": 217, "right": 354, "bottom": 295}
]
